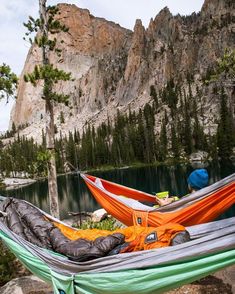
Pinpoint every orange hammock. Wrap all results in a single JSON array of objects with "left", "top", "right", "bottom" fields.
[{"left": 81, "top": 173, "right": 235, "bottom": 227}]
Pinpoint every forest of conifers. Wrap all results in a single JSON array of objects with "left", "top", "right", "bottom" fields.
[{"left": 0, "top": 80, "right": 234, "bottom": 177}]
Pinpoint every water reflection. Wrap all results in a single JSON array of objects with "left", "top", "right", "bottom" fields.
[{"left": 1, "top": 160, "right": 234, "bottom": 220}]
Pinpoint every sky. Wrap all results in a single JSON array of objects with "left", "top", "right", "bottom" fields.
[{"left": 0, "top": 0, "right": 204, "bottom": 132}]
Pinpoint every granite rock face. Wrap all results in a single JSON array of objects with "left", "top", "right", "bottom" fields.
[
  {"left": 12, "top": 4, "right": 132, "bottom": 140},
  {"left": 10, "top": 0, "right": 235, "bottom": 141}
]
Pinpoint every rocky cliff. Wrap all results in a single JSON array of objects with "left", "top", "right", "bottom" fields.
[{"left": 11, "top": 0, "right": 235, "bottom": 141}]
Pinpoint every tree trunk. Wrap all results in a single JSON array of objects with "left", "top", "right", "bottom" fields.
[
  {"left": 39, "top": 0, "right": 60, "bottom": 219},
  {"left": 45, "top": 98, "right": 60, "bottom": 219}
]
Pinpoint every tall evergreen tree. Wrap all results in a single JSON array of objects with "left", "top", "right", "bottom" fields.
[
  {"left": 24, "top": 0, "right": 72, "bottom": 218},
  {"left": 217, "top": 88, "right": 234, "bottom": 159},
  {"left": 192, "top": 98, "right": 205, "bottom": 150},
  {"left": 208, "top": 49, "right": 235, "bottom": 134},
  {"left": 183, "top": 94, "right": 193, "bottom": 155},
  {"left": 150, "top": 85, "right": 158, "bottom": 108},
  {"left": 171, "top": 123, "right": 180, "bottom": 158},
  {"left": 0, "top": 64, "right": 17, "bottom": 102},
  {"left": 159, "top": 116, "right": 168, "bottom": 161},
  {"left": 136, "top": 110, "right": 145, "bottom": 162},
  {"left": 143, "top": 103, "right": 155, "bottom": 162}
]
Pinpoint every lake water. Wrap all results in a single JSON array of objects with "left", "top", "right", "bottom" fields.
[{"left": 1, "top": 160, "right": 235, "bottom": 220}]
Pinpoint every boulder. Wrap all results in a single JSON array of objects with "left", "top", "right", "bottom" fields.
[
  {"left": 189, "top": 151, "right": 209, "bottom": 163},
  {"left": 213, "top": 265, "right": 235, "bottom": 294},
  {"left": 0, "top": 276, "right": 53, "bottom": 294},
  {"left": 91, "top": 208, "right": 108, "bottom": 222},
  {"left": 3, "top": 178, "right": 36, "bottom": 190}
]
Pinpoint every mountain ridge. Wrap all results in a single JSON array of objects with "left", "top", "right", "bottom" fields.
[{"left": 10, "top": 0, "right": 235, "bottom": 144}]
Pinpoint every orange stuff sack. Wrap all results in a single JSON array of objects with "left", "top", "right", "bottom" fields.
[{"left": 120, "top": 223, "right": 186, "bottom": 252}]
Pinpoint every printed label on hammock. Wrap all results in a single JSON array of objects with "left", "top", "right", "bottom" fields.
[
  {"left": 145, "top": 232, "right": 158, "bottom": 243},
  {"left": 137, "top": 217, "right": 142, "bottom": 224},
  {"left": 58, "top": 290, "right": 66, "bottom": 294}
]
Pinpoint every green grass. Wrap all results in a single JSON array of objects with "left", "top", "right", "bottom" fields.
[{"left": 75, "top": 217, "right": 121, "bottom": 231}]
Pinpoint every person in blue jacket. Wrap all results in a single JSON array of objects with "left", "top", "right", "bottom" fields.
[{"left": 157, "top": 169, "right": 209, "bottom": 206}]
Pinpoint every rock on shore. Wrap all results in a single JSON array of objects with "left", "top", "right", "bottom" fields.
[
  {"left": 2, "top": 178, "right": 36, "bottom": 190},
  {"left": 0, "top": 276, "right": 53, "bottom": 294}
]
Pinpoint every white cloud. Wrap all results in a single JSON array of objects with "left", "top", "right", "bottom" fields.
[
  {"left": 70, "top": 0, "right": 204, "bottom": 29},
  {"left": 0, "top": 99, "right": 14, "bottom": 132},
  {"left": 0, "top": 0, "right": 204, "bottom": 132},
  {"left": 0, "top": 1, "right": 38, "bottom": 24}
]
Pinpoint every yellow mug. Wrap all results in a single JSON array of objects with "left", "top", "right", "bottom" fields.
[{"left": 156, "top": 191, "right": 169, "bottom": 199}]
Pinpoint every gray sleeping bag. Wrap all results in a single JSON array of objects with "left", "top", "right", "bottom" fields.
[{"left": 1, "top": 198, "right": 125, "bottom": 261}]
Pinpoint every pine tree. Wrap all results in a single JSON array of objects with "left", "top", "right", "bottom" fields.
[
  {"left": 209, "top": 48, "right": 235, "bottom": 149},
  {"left": 143, "top": 103, "right": 155, "bottom": 163},
  {"left": 159, "top": 116, "right": 168, "bottom": 161},
  {"left": 23, "top": 1, "right": 72, "bottom": 218},
  {"left": 150, "top": 85, "right": 158, "bottom": 107},
  {"left": 136, "top": 110, "right": 145, "bottom": 162},
  {"left": 208, "top": 133, "right": 218, "bottom": 160},
  {"left": 11, "top": 122, "right": 17, "bottom": 134},
  {"left": 65, "top": 131, "right": 76, "bottom": 167},
  {"left": 79, "top": 131, "right": 87, "bottom": 169},
  {"left": 127, "top": 110, "right": 138, "bottom": 162},
  {"left": 183, "top": 92, "right": 193, "bottom": 155},
  {"left": 0, "top": 64, "right": 17, "bottom": 102},
  {"left": 171, "top": 123, "right": 180, "bottom": 159},
  {"left": 192, "top": 98, "right": 205, "bottom": 150},
  {"left": 111, "top": 117, "right": 123, "bottom": 166},
  {"left": 59, "top": 111, "right": 65, "bottom": 124},
  {"left": 217, "top": 88, "right": 234, "bottom": 159}
]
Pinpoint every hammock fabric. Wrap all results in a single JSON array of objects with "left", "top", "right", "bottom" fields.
[
  {"left": 1, "top": 195, "right": 235, "bottom": 293},
  {"left": 1, "top": 197, "right": 187, "bottom": 258},
  {"left": 1, "top": 197, "right": 235, "bottom": 293},
  {"left": 81, "top": 173, "right": 235, "bottom": 227}
]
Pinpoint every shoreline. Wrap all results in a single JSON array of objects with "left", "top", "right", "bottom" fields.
[
  {"left": 0, "top": 157, "right": 209, "bottom": 191},
  {"left": 2, "top": 178, "right": 36, "bottom": 190}
]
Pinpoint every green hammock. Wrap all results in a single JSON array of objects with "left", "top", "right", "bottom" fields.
[{"left": 1, "top": 197, "right": 235, "bottom": 294}]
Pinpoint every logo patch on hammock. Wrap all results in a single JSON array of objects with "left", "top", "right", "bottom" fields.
[
  {"left": 137, "top": 217, "right": 142, "bottom": 224},
  {"left": 58, "top": 290, "right": 66, "bottom": 294},
  {"left": 145, "top": 232, "right": 158, "bottom": 243}
]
